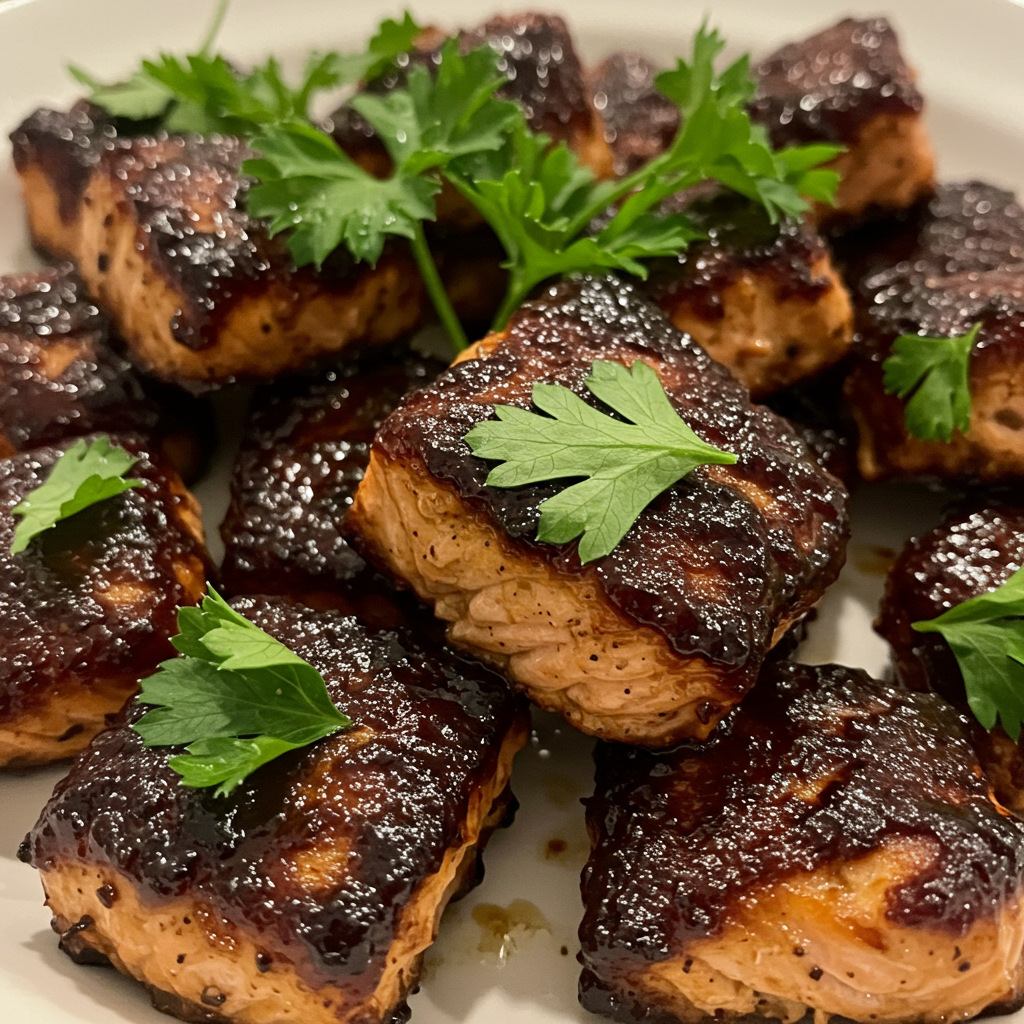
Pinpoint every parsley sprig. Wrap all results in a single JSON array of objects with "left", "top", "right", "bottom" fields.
[
  {"left": 452, "top": 26, "right": 840, "bottom": 324},
  {"left": 251, "top": 22, "right": 840, "bottom": 343},
  {"left": 74, "top": 15, "right": 841, "bottom": 355},
  {"left": 913, "top": 564, "right": 1024, "bottom": 740},
  {"left": 71, "top": 6, "right": 420, "bottom": 135},
  {"left": 882, "top": 323, "right": 980, "bottom": 442},
  {"left": 464, "top": 360, "right": 737, "bottom": 562},
  {"left": 245, "top": 38, "right": 521, "bottom": 349},
  {"left": 133, "top": 587, "right": 350, "bottom": 796},
  {"left": 9, "top": 436, "right": 145, "bottom": 554}
]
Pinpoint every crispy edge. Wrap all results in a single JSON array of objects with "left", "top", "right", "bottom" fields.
[
  {"left": 18, "top": 156, "right": 425, "bottom": 384},
  {"left": 0, "top": 471, "right": 206, "bottom": 768},
  {"left": 350, "top": 449, "right": 751, "bottom": 746},
  {"left": 36, "top": 709, "right": 528, "bottom": 1023},
  {"left": 609, "top": 837, "right": 1024, "bottom": 1024}
]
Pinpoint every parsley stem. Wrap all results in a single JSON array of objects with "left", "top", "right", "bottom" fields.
[
  {"left": 410, "top": 222, "right": 469, "bottom": 355},
  {"left": 493, "top": 278, "right": 532, "bottom": 331},
  {"left": 198, "top": 0, "right": 230, "bottom": 56}
]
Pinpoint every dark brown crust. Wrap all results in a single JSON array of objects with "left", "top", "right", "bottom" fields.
[
  {"left": 644, "top": 192, "right": 853, "bottom": 397},
  {"left": 0, "top": 434, "right": 208, "bottom": 726},
  {"left": 12, "top": 107, "right": 361, "bottom": 350},
  {"left": 588, "top": 52, "right": 678, "bottom": 178},
  {"left": 368, "top": 274, "right": 848, "bottom": 684},
  {"left": 465, "top": 13, "right": 600, "bottom": 147},
  {"left": 876, "top": 498, "right": 1024, "bottom": 815},
  {"left": 835, "top": 181, "right": 1024, "bottom": 293},
  {"left": 647, "top": 194, "right": 832, "bottom": 312},
  {"left": 10, "top": 103, "right": 111, "bottom": 225},
  {"left": 23, "top": 595, "right": 526, "bottom": 1010},
  {"left": 579, "top": 661, "right": 1024, "bottom": 1022},
  {"left": 877, "top": 498, "right": 1024, "bottom": 701},
  {"left": 750, "top": 17, "right": 924, "bottom": 150},
  {"left": 331, "top": 12, "right": 608, "bottom": 170},
  {"left": 220, "top": 352, "right": 443, "bottom": 624},
  {"left": 10, "top": 106, "right": 426, "bottom": 385},
  {"left": 762, "top": 362, "right": 857, "bottom": 482},
  {"left": 840, "top": 182, "right": 1024, "bottom": 482},
  {"left": 0, "top": 265, "right": 159, "bottom": 455}
]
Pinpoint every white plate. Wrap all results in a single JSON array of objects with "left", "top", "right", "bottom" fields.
[{"left": 1, "top": 1, "right": 1023, "bottom": 1022}]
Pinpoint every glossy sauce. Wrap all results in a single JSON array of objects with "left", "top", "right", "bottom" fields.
[
  {"left": 750, "top": 17, "right": 923, "bottom": 148},
  {"left": 580, "top": 662, "right": 1024, "bottom": 1020},
  {"left": 374, "top": 275, "right": 848, "bottom": 687},
  {"left": 24, "top": 596, "right": 524, "bottom": 1003},
  {"left": 11, "top": 108, "right": 377, "bottom": 356},
  {"left": 0, "top": 435, "right": 207, "bottom": 720},
  {"left": 0, "top": 265, "right": 160, "bottom": 453},
  {"left": 221, "top": 351, "right": 443, "bottom": 625},
  {"left": 646, "top": 190, "right": 834, "bottom": 322}
]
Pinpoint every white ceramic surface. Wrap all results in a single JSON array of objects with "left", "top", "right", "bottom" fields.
[{"left": 0, "top": 1, "right": 1022, "bottom": 1022}]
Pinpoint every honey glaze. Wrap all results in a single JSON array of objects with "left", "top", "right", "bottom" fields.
[
  {"left": 0, "top": 435, "right": 207, "bottom": 721},
  {"left": 23, "top": 596, "right": 525, "bottom": 1000},
  {"left": 375, "top": 274, "right": 848, "bottom": 678}
]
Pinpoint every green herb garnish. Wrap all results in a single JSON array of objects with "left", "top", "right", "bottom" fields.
[
  {"left": 71, "top": 6, "right": 421, "bottom": 135},
  {"left": 74, "top": 15, "right": 841, "bottom": 355},
  {"left": 446, "top": 26, "right": 840, "bottom": 326},
  {"left": 464, "top": 359, "right": 737, "bottom": 563},
  {"left": 913, "top": 564, "right": 1024, "bottom": 740},
  {"left": 133, "top": 587, "right": 350, "bottom": 796},
  {"left": 9, "top": 436, "right": 145, "bottom": 554},
  {"left": 244, "top": 38, "right": 521, "bottom": 349},
  {"left": 881, "top": 322, "right": 980, "bottom": 443}
]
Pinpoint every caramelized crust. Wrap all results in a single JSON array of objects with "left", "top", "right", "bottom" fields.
[
  {"left": 589, "top": 19, "right": 937, "bottom": 225},
  {"left": 0, "top": 265, "right": 159, "bottom": 456},
  {"left": 580, "top": 662, "right": 1024, "bottom": 1024},
  {"left": 331, "top": 13, "right": 612, "bottom": 180},
  {"left": 0, "top": 435, "right": 208, "bottom": 766},
  {"left": 23, "top": 597, "right": 528, "bottom": 1024},
  {"left": 762, "top": 363, "right": 856, "bottom": 483},
  {"left": 10, "top": 106, "right": 426, "bottom": 387},
  {"left": 877, "top": 499, "right": 1024, "bottom": 814},
  {"left": 588, "top": 52, "right": 679, "bottom": 178},
  {"left": 221, "top": 352, "right": 442, "bottom": 624},
  {"left": 878, "top": 499, "right": 1024, "bottom": 699},
  {"left": 349, "top": 276, "right": 848, "bottom": 745},
  {"left": 465, "top": 13, "right": 611, "bottom": 173},
  {"left": 0, "top": 264, "right": 211, "bottom": 478},
  {"left": 841, "top": 183, "right": 1024, "bottom": 482},
  {"left": 751, "top": 17, "right": 935, "bottom": 223},
  {"left": 645, "top": 195, "right": 854, "bottom": 397}
]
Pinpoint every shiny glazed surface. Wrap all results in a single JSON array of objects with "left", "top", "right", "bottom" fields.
[
  {"left": 375, "top": 275, "right": 848, "bottom": 684},
  {"left": 646, "top": 192, "right": 833, "bottom": 323},
  {"left": 220, "top": 351, "right": 443, "bottom": 615},
  {"left": 579, "top": 661, "right": 1024, "bottom": 1016},
  {"left": 877, "top": 498, "right": 1024, "bottom": 700},
  {"left": 840, "top": 182, "right": 1024, "bottom": 479},
  {"left": 10, "top": 106, "right": 372, "bottom": 354},
  {"left": 0, "top": 265, "right": 160, "bottom": 453},
  {"left": 0, "top": 435, "right": 207, "bottom": 720},
  {"left": 23, "top": 595, "right": 524, "bottom": 999},
  {"left": 750, "top": 17, "right": 923, "bottom": 148}
]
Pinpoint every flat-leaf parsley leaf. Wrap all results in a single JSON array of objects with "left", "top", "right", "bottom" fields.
[
  {"left": 913, "top": 564, "right": 1024, "bottom": 739},
  {"left": 133, "top": 587, "right": 350, "bottom": 796},
  {"left": 881, "top": 322, "right": 980, "bottom": 442},
  {"left": 10, "top": 436, "right": 145, "bottom": 554},
  {"left": 464, "top": 360, "right": 737, "bottom": 563}
]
